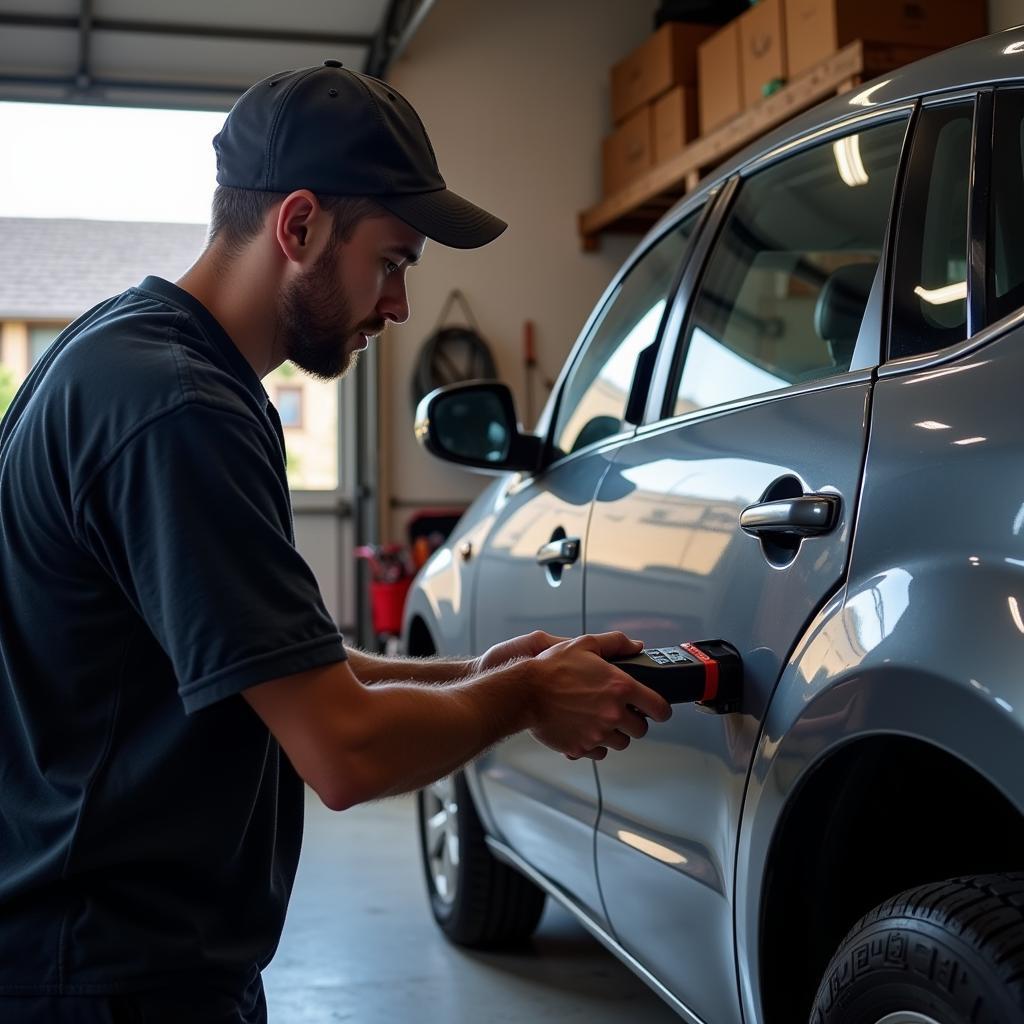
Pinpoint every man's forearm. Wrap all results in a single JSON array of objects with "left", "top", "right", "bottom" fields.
[
  {"left": 346, "top": 645, "right": 475, "bottom": 685},
  {"left": 337, "top": 660, "right": 537, "bottom": 804}
]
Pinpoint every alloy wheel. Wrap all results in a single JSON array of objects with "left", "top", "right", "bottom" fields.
[{"left": 422, "top": 775, "right": 460, "bottom": 905}]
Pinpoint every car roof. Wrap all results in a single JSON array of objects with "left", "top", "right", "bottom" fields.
[{"left": 657, "top": 25, "right": 1024, "bottom": 232}]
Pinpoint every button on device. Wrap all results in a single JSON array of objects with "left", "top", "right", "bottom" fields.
[
  {"left": 612, "top": 639, "right": 743, "bottom": 712},
  {"left": 323, "top": 59, "right": 344, "bottom": 68}
]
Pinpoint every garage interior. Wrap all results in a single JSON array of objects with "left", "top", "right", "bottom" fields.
[{"left": 1, "top": 0, "right": 1022, "bottom": 1021}]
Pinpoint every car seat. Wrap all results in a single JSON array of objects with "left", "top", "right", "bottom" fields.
[{"left": 814, "top": 261, "right": 877, "bottom": 369}]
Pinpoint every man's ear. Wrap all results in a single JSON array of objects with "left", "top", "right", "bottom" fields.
[{"left": 274, "top": 190, "right": 326, "bottom": 265}]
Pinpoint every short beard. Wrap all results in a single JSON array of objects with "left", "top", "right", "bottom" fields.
[{"left": 277, "top": 239, "right": 361, "bottom": 382}]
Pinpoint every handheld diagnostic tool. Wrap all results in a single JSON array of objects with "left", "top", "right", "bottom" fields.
[{"left": 612, "top": 639, "right": 742, "bottom": 714}]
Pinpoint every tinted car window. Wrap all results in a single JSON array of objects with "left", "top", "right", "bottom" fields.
[
  {"left": 552, "top": 213, "right": 699, "bottom": 458},
  {"left": 990, "top": 89, "right": 1024, "bottom": 323},
  {"left": 671, "top": 117, "right": 907, "bottom": 417},
  {"left": 890, "top": 102, "right": 973, "bottom": 359}
]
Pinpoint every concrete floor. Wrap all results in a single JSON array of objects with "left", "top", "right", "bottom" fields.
[{"left": 263, "top": 788, "right": 681, "bottom": 1023}]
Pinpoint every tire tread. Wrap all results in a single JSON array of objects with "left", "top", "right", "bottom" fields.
[{"left": 811, "top": 873, "right": 1024, "bottom": 1023}]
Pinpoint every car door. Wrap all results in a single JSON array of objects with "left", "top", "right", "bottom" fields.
[
  {"left": 584, "top": 110, "right": 915, "bottom": 1023},
  {"left": 471, "top": 210, "right": 703, "bottom": 921}
]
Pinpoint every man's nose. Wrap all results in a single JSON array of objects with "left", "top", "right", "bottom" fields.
[{"left": 378, "top": 274, "right": 411, "bottom": 325}]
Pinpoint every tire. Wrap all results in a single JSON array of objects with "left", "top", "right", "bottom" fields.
[
  {"left": 810, "top": 874, "right": 1024, "bottom": 1024},
  {"left": 416, "top": 770, "right": 546, "bottom": 948}
]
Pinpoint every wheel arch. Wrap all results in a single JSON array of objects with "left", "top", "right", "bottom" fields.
[
  {"left": 735, "top": 569, "right": 1024, "bottom": 1024},
  {"left": 756, "top": 733, "right": 1024, "bottom": 1024}
]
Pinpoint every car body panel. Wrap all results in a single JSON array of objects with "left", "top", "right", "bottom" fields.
[
  {"left": 586, "top": 380, "right": 871, "bottom": 1024},
  {"left": 470, "top": 446, "right": 620, "bottom": 921},
  {"left": 402, "top": 479, "right": 502, "bottom": 661},
  {"left": 734, "top": 323, "right": 1024, "bottom": 1023}
]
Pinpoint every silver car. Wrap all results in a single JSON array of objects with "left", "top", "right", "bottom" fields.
[{"left": 404, "top": 28, "right": 1024, "bottom": 1024}]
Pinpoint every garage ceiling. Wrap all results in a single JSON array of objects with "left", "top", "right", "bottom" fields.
[{"left": 0, "top": 0, "right": 433, "bottom": 110}]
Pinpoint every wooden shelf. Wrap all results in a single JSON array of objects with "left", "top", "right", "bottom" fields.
[{"left": 579, "top": 39, "right": 938, "bottom": 251}]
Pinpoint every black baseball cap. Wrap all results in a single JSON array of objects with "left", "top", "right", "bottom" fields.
[{"left": 213, "top": 60, "right": 507, "bottom": 249}]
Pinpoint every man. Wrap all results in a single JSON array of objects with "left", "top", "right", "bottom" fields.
[{"left": 0, "top": 62, "right": 671, "bottom": 1022}]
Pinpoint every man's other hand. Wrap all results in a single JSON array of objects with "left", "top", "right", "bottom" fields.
[{"left": 474, "top": 630, "right": 567, "bottom": 674}]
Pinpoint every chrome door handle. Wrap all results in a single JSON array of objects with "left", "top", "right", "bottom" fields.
[
  {"left": 739, "top": 494, "right": 840, "bottom": 537},
  {"left": 536, "top": 537, "right": 580, "bottom": 566}
]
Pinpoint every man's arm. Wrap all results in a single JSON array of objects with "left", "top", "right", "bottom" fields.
[
  {"left": 243, "top": 632, "right": 672, "bottom": 812},
  {"left": 344, "top": 630, "right": 565, "bottom": 685},
  {"left": 344, "top": 646, "right": 473, "bottom": 685}
]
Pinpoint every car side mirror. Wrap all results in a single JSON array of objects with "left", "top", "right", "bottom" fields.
[{"left": 414, "top": 380, "right": 543, "bottom": 475}]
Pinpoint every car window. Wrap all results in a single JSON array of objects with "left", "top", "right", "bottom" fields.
[
  {"left": 669, "top": 116, "right": 907, "bottom": 417},
  {"left": 889, "top": 101, "right": 973, "bottom": 359},
  {"left": 551, "top": 212, "right": 699, "bottom": 458},
  {"left": 990, "top": 89, "right": 1024, "bottom": 324}
]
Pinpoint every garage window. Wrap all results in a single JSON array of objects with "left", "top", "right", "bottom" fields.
[{"left": 29, "top": 325, "right": 62, "bottom": 367}]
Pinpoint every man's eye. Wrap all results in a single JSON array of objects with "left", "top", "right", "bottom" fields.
[{"left": 383, "top": 260, "right": 399, "bottom": 275}]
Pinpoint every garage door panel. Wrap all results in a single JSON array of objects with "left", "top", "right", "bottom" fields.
[
  {"left": 0, "top": 26, "right": 77, "bottom": 76},
  {"left": 96, "top": 0, "right": 384, "bottom": 38},
  {"left": 0, "top": 0, "right": 393, "bottom": 107},
  {"left": 89, "top": 33, "right": 364, "bottom": 88},
  {"left": 1, "top": 0, "right": 74, "bottom": 16}
]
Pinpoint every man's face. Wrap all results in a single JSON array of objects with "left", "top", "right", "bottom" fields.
[{"left": 277, "top": 211, "right": 425, "bottom": 381}]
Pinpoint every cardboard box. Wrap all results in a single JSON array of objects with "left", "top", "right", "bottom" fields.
[
  {"left": 785, "top": 0, "right": 989, "bottom": 80},
  {"left": 740, "top": 0, "right": 788, "bottom": 108},
  {"left": 653, "top": 85, "right": 699, "bottom": 164},
  {"left": 611, "top": 21, "right": 717, "bottom": 124},
  {"left": 602, "top": 105, "right": 654, "bottom": 196},
  {"left": 698, "top": 21, "right": 743, "bottom": 134}
]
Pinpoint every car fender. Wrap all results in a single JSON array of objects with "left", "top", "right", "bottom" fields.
[
  {"left": 401, "top": 480, "right": 507, "bottom": 660},
  {"left": 734, "top": 557, "right": 1024, "bottom": 1023},
  {"left": 401, "top": 480, "right": 508, "bottom": 835}
]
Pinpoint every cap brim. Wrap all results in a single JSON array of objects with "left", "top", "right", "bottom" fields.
[{"left": 375, "top": 188, "right": 507, "bottom": 249}]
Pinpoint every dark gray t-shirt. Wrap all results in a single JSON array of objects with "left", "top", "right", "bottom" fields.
[{"left": 0, "top": 276, "right": 347, "bottom": 994}]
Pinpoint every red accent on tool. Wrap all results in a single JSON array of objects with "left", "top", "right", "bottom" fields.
[
  {"left": 524, "top": 320, "right": 536, "bottom": 366},
  {"left": 681, "top": 642, "right": 719, "bottom": 702}
]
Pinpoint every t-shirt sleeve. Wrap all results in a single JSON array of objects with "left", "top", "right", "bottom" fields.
[{"left": 76, "top": 401, "right": 347, "bottom": 713}]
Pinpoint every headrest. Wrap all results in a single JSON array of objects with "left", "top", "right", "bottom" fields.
[{"left": 814, "top": 262, "right": 877, "bottom": 345}]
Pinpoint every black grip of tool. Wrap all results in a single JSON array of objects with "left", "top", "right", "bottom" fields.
[{"left": 610, "top": 639, "right": 742, "bottom": 712}]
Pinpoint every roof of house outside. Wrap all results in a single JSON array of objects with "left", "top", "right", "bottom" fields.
[{"left": 0, "top": 217, "right": 208, "bottom": 320}]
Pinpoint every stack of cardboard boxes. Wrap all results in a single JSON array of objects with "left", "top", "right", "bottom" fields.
[
  {"left": 602, "top": 0, "right": 988, "bottom": 198},
  {"left": 700, "top": 0, "right": 987, "bottom": 133},
  {"left": 602, "top": 22, "right": 715, "bottom": 197}
]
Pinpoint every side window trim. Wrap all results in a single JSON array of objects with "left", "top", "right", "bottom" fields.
[
  {"left": 540, "top": 203, "right": 709, "bottom": 466},
  {"left": 745, "top": 103, "right": 915, "bottom": 177},
  {"left": 647, "top": 176, "right": 740, "bottom": 424},
  {"left": 616, "top": 197, "right": 715, "bottom": 430},
  {"left": 968, "top": 88, "right": 993, "bottom": 336},
  {"left": 887, "top": 92, "right": 978, "bottom": 361},
  {"left": 851, "top": 101, "right": 921, "bottom": 373},
  {"left": 658, "top": 109, "right": 913, "bottom": 424}
]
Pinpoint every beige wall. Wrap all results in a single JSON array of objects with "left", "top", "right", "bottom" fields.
[
  {"left": 990, "top": 0, "right": 1024, "bottom": 31},
  {"left": 382, "top": 0, "right": 659, "bottom": 542}
]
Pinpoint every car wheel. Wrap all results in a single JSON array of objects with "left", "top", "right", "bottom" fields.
[
  {"left": 416, "top": 770, "right": 546, "bottom": 948},
  {"left": 810, "top": 874, "right": 1024, "bottom": 1024}
]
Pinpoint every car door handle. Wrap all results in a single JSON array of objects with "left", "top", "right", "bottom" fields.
[
  {"left": 536, "top": 537, "right": 581, "bottom": 566},
  {"left": 739, "top": 494, "right": 840, "bottom": 537}
]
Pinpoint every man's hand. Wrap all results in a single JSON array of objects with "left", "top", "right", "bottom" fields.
[
  {"left": 245, "top": 629, "right": 673, "bottom": 810},
  {"left": 526, "top": 632, "right": 672, "bottom": 762},
  {"left": 474, "top": 630, "right": 567, "bottom": 675}
]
